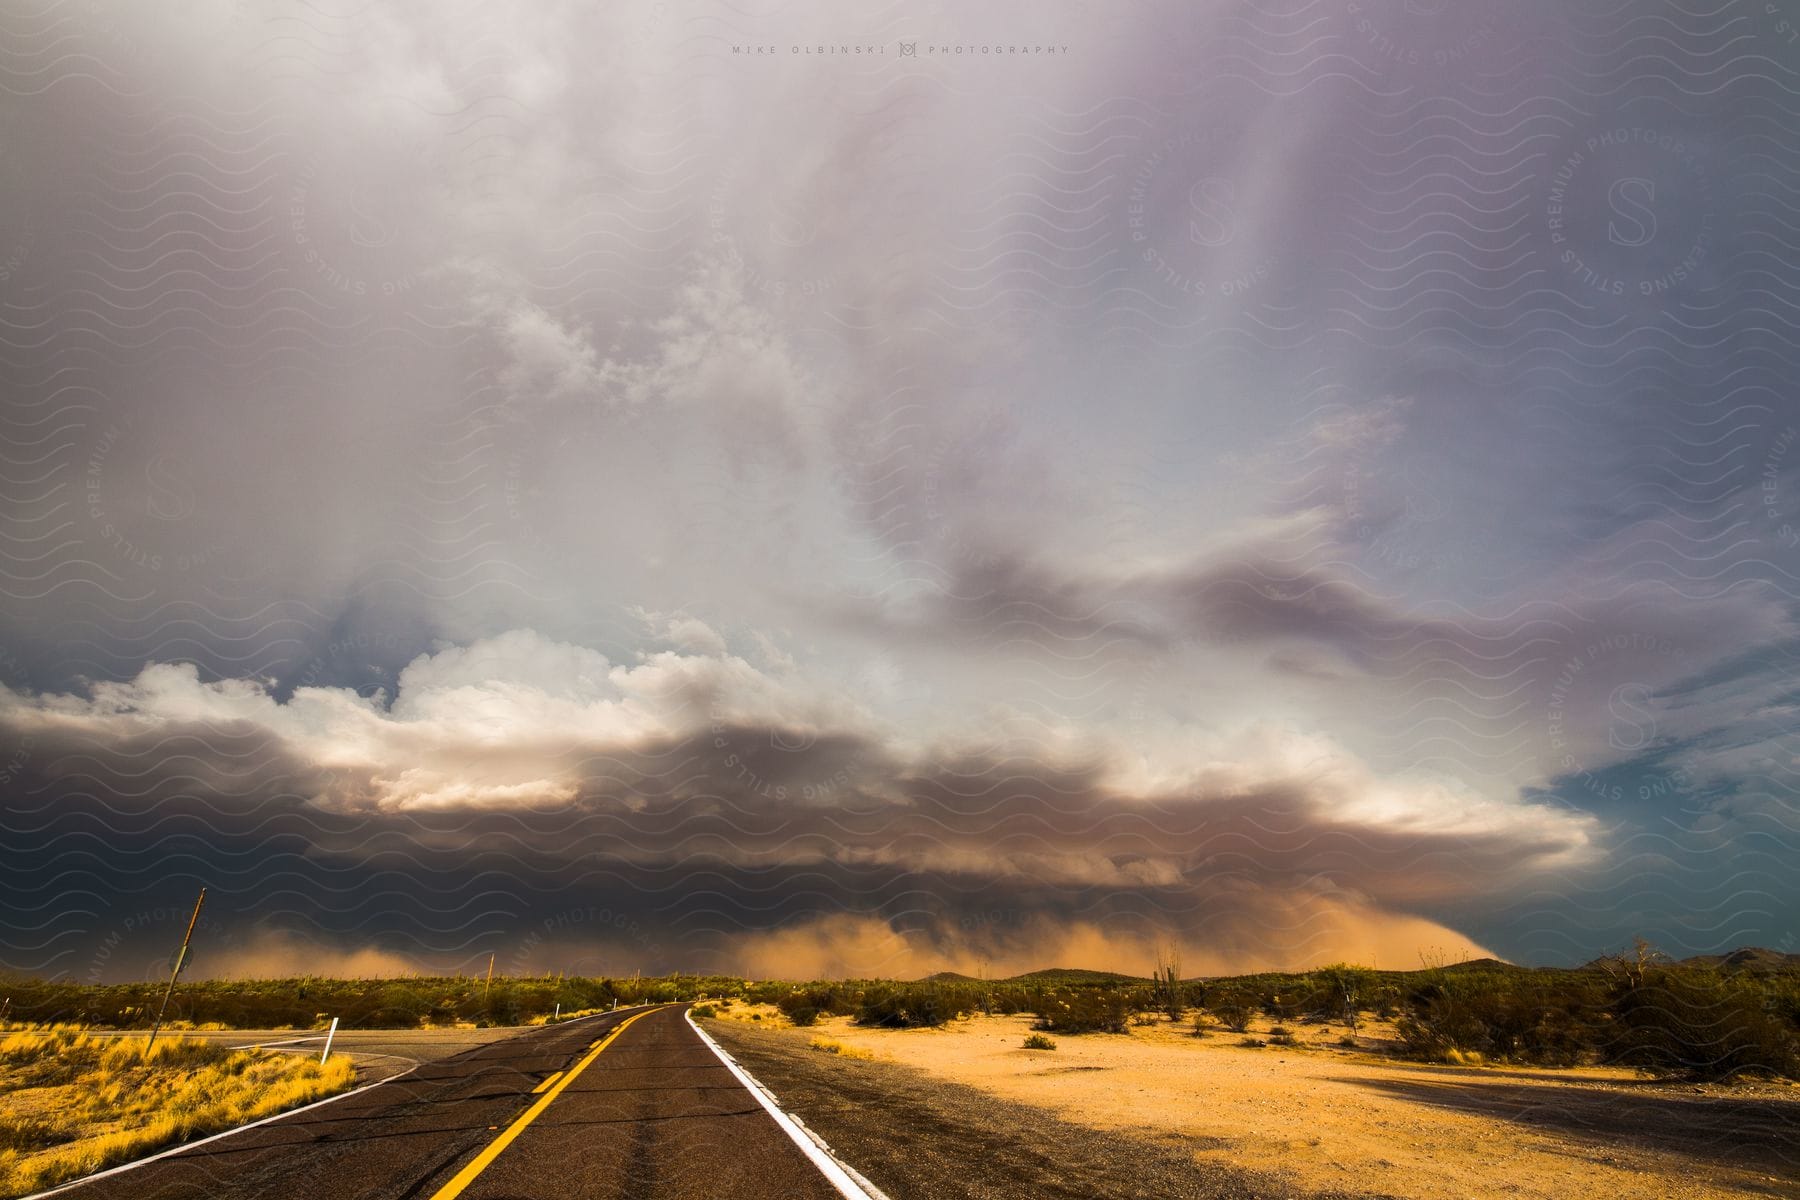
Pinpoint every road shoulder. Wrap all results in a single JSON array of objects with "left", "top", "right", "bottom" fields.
[{"left": 704, "top": 1018, "right": 1391, "bottom": 1200}]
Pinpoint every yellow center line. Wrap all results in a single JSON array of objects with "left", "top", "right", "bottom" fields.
[
  {"left": 529, "top": 1070, "right": 564, "bottom": 1095},
  {"left": 427, "top": 1008, "right": 657, "bottom": 1200}
]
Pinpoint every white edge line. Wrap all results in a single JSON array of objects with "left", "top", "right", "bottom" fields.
[
  {"left": 18, "top": 1008, "right": 637, "bottom": 1200},
  {"left": 685, "top": 1009, "right": 891, "bottom": 1200},
  {"left": 18, "top": 1066, "right": 416, "bottom": 1200}
]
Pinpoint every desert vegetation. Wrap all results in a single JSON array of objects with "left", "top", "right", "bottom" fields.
[
  {"left": 0, "top": 973, "right": 747, "bottom": 1031},
  {"left": 1386, "top": 947, "right": 1800, "bottom": 1079},
  {"left": 0, "top": 1027, "right": 355, "bottom": 1198},
  {"left": 739, "top": 947, "right": 1800, "bottom": 1082},
  {"left": 5, "top": 942, "right": 1795, "bottom": 1083}
]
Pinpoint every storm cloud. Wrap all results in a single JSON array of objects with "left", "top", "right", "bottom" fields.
[{"left": 2, "top": 0, "right": 1799, "bottom": 978}]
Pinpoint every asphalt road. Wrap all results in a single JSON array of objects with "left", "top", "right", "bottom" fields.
[{"left": 49, "top": 1005, "right": 850, "bottom": 1200}]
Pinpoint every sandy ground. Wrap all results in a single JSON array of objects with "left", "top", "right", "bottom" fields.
[{"left": 716, "top": 1006, "right": 1800, "bottom": 1199}]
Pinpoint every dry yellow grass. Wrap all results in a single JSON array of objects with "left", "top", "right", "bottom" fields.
[
  {"left": 0, "top": 1026, "right": 356, "bottom": 1198},
  {"left": 526, "top": 1007, "right": 609, "bottom": 1026},
  {"left": 805, "top": 1037, "right": 873, "bottom": 1060}
]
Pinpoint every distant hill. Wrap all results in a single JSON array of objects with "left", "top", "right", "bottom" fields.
[
  {"left": 914, "top": 948, "right": 1800, "bottom": 987},
  {"left": 1678, "top": 947, "right": 1800, "bottom": 973},
  {"left": 1574, "top": 946, "right": 1800, "bottom": 973},
  {"left": 1003, "top": 968, "right": 1149, "bottom": 985}
]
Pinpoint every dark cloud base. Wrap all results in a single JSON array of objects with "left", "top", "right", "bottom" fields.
[{"left": 0, "top": 713, "right": 1561, "bottom": 979}]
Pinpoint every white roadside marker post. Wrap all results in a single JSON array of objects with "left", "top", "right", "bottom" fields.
[{"left": 320, "top": 1017, "right": 339, "bottom": 1064}]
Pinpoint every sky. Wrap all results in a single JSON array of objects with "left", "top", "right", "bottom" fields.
[{"left": 2, "top": 0, "right": 1799, "bottom": 982}]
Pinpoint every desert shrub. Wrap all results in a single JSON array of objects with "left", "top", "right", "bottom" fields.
[
  {"left": 1261, "top": 990, "right": 1305, "bottom": 1020},
  {"left": 690, "top": 1004, "right": 716, "bottom": 1019},
  {"left": 1606, "top": 968, "right": 1800, "bottom": 1081},
  {"left": 1239, "top": 1036, "right": 1266, "bottom": 1047},
  {"left": 1266, "top": 1025, "right": 1297, "bottom": 1046},
  {"left": 1384, "top": 953, "right": 1800, "bottom": 1078},
  {"left": 1395, "top": 1004, "right": 1488, "bottom": 1063},
  {"left": 988, "top": 988, "right": 1032, "bottom": 1016},
  {"left": 778, "top": 984, "right": 856, "bottom": 1024},
  {"left": 786, "top": 1006, "right": 819, "bottom": 1028},
  {"left": 855, "top": 986, "right": 947, "bottom": 1029},
  {"left": 1311, "top": 964, "right": 1376, "bottom": 1025},
  {"left": 1022, "top": 1033, "right": 1057, "bottom": 1050},
  {"left": 0, "top": 973, "right": 773, "bottom": 1032},
  {"left": 1206, "top": 990, "right": 1254, "bottom": 1033},
  {"left": 1190, "top": 1014, "right": 1210, "bottom": 1037},
  {"left": 1397, "top": 971, "right": 1608, "bottom": 1067},
  {"left": 1032, "top": 988, "right": 1130, "bottom": 1034},
  {"left": 480, "top": 989, "right": 522, "bottom": 1028}
]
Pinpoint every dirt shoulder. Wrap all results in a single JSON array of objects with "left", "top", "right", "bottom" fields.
[
  {"left": 708, "top": 1017, "right": 1393, "bottom": 1200},
  {"left": 708, "top": 1009, "right": 1800, "bottom": 1199}
]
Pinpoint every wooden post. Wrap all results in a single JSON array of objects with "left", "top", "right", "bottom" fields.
[{"left": 146, "top": 888, "right": 206, "bottom": 1055}]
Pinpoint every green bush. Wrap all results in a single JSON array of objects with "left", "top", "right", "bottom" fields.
[
  {"left": 855, "top": 985, "right": 946, "bottom": 1029},
  {"left": 1311, "top": 964, "right": 1376, "bottom": 1022},
  {"left": 1022, "top": 1032, "right": 1056, "bottom": 1050},
  {"left": 777, "top": 984, "right": 856, "bottom": 1024},
  {"left": 1396, "top": 971, "right": 1608, "bottom": 1067},
  {"left": 0, "top": 973, "right": 753, "bottom": 1030},
  {"left": 1606, "top": 969, "right": 1800, "bottom": 1081},
  {"left": 1206, "top": 989, "right": 1254, "bottom": 1033},
  {"left": 1033, "top": 988, "right": 1130, "bottom": 1034}
]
